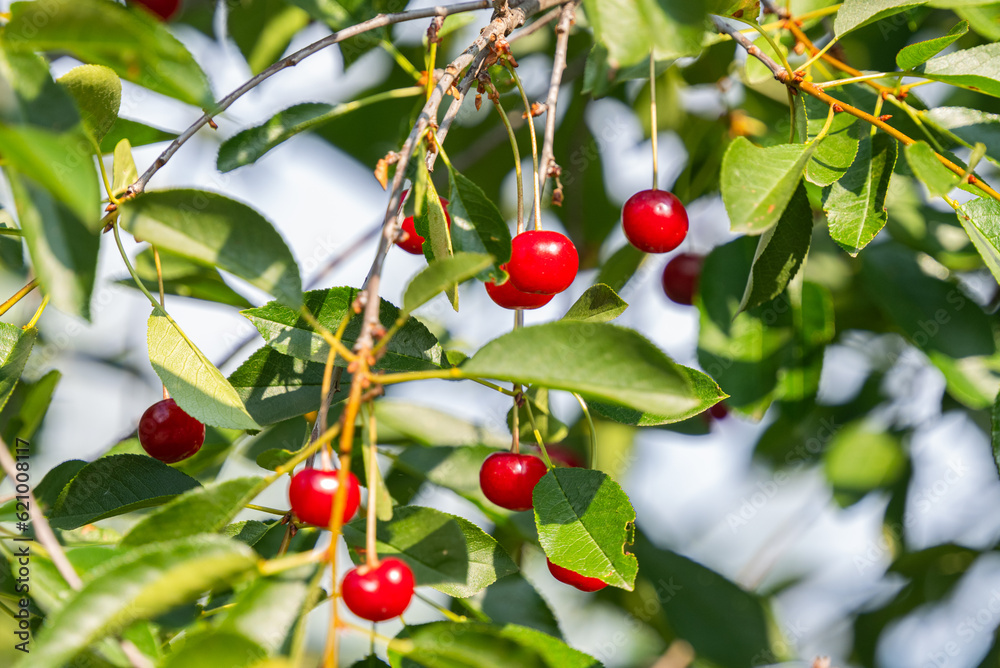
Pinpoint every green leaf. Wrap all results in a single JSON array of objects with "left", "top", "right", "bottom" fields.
[
  {"left": 159, "top": 631, "right": 266, "bottom": 668},
  {"left": 446, "top": 166, "right": 513, "bottom": 282},
  {"left": 243, "top": 287, "right": 446, "bottom": 371},
  {"left": 218, "top": 571, "right": 314, "bottom": 653},
  {"left": 897, "top": 21, "right": 969, "bottom": 70},
  {"left": 740, "top": 182, "right": 813, "bottom": 312},
  {"left": 905, "top": 140, "right": 961, "bottom": 197},
  {"left": 956, "top": 197, "right": 1000, "bottom": 286},
  {"left": 121, "top": 477, "right": 264, "bottom": 547},
  {"left": 595, "top": 244, "right": 647, "bottom": 293},
  {"left": 824, "top": 421, "right": 906, "bottom": 493},
  {"left": 342, "top": 505, "right": 517, "bottom": 598},
  {"left": 112, "top": 138, "right": 138, "bottom": 195},
  {"left": 413, "top": 163, "right": 454, "bottom": 273},
  {"left": 0, "top": 322, "right": 36, "bottom": 413},
  {"left": 583, "top": 0, "right": 707, "bottom": 69},
  {"left": 48, "top": 454, "right": 201, "bottom": 530},
  {"left": 508, "top": 386, "right": 569, "bottom": 444},
  {"left": 744, "top": 33, "right": 787, "bottom": 86},
  {"left": 804, "top": 94, "right": 861, "bottom": 187},
  {"left": 834, "top": 0, "right": 927, "bottom": 36},
  {"left": 403, "top": 253, "right": 494, "bottom": 314},
  {"left": 147, "top": 308, "right": 260, "bottom": 430},
  {"left": 100, "top": 117, "right": 177, "bottom": 153},
  {"left": 0, "top": 369, "right": 59, "bottom": 448},
  {"left": 721, "top": 138, "right": 816, "bottom": 234},
  {"left": 917, "top": 43, "right": 1000, "bottom": 99},
  {"left": 588, "top": 366, "right": 726, "bottom": 426},
  {"left": 119, "top": 247, "right": 255, "bottom": 309},
  {"left": 33, "top": 459, "right": 87, "bottom": 510},
  {"left": 389, "top": 622, "right": 599, "bottom": 668},
  {"left": 20, "top": 536, "right": 257, "bottom": 668},
  {"left": 8, "top": 174, "right": 99, "bottom": 319},
  {"left": 533, "top": 468, "right": 637, "bottom": 590},
  {"left": 463, "top": 321, "right": 707, "bottom": 419},
  {"left": 824, "top": 133, "right": 898, "bottom": 256},
  {"left": 860, "top": 241, "right": 996, "bottom": 358},
  {"left": 56, "top": 64, "right": 121, "bottom": 142},
  {"left": 120, "top": 190, "right": 302, "bottom": 308},
  {"left": 387, "top": 445, "right": 498, "bottom": 506},
  {"left": 228, "top": 346, "right": 339, "bottom": 426},
  {"left": 6, "top": 0, "right": 213, "bottom": 108},
  {"left": 561, "top": 284, "right": 628, "bottom": 323},
  {"left": 474, "top": 574, "right": 562, "bottom": 639},
  {"left": 633, "top": 531, "right": 771, "bottom": 668}
]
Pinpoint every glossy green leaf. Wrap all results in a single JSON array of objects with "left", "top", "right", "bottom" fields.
[
  {"left": 121, "top": 477, "right": 264, "bottom": 547},
  {"left": 120, "top": 190, "right": 302, "bottom": 308},
  {"left": 473, "top": 574, "right": 562, "bottom": 639},
  {"left": 905, "top": 140, "right": 960, "bottom": 197},
  {"left": 834, "top": 0, "right": 927, "bottom": 36},
  {"left": 926, "top": 106, "right": 1000, "bottom": 162},
  {"left": 112, "top": 138, "right": 138, "bottom": 195},
  {"left": 897, "top": 21, "right": 969, "bottom": 70},
  {"left": 218, "top": 571, "right": 314, "bottom": 653},
  {"left": 243, "top": 287, "right": 445, "bottom": 371},
  {"left": 147, "top": 308, "right": 260, "bottom": 430},
  {"left": 533, "top": 468, "right": 637, "bottom": 590},
  {"left": 56, "top": 64, "right": 121, "bottom": 142},
  {"left": 447, "top": 166, "right": 513, "bottom": 283},
  {"left": 595, "top": 244, "right": 647, "bottom": 293},
  {"left": 562, "top": 284, "right": 628, "bottom": 323},
  {"left": 21, "top": 536, "right": 257, "bottom": 668},
  {"left": 6, "top": 0, "right": 213, "bottom": 108},
  {"left": 228, "top": 346, "right": 340, "bottom": 426},
  {"left": 824, "top": 134, "right": 898, "bottom": 256},
  {"left": 740, "top": 182, "right": 813, "bottom": 312},
  {"left": 721, "top": 137, "right": 815, "bottom": 234},
  {"left": 413, "top": 162, "right": 453, "bottom": 275},
  {"left": 403, "top": 252, "right": 494, "bottom": 314},
  {"left": 805, "top": 94, "right": 861, "bottom": 187},
  {"left": 8, "top": 174, "right": 99, "bottom": 319},
  {"left": 583, "top": 0, "right": 706, "bottom": 69},
  {"left": 956, "top": 197, "right": 1000, "bottom": 285},
  {"left": 588, "top": 366, "right": 726, "bottom": 426},
  {"left": 119, "top": 247, "right": 254, "bottom": 309},
  {"left": 100, "top": 117, "right": 177, "bottom": 153},
  {"left": 463, "top": 321, "right": 707, "bottom": 419},
  {"left": 0, "top": 322, "right": 36, "bottom": 413},
  {"left": 0, "top": 369, "right": 59, "bottom": 447},
  {"left": 160, "top": 631, "right": 266, "bottom": 668},
  {"left": 917, "top": 43, "right": 1000, "bottom": 99},
  {"left": 388, "top": 445, "right": 498, "bottom": 505},
  {"left": 48, "top": 454, "right": 201, "bottom": 530}
]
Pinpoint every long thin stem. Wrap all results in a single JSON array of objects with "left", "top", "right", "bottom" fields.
[
  {"left": 649, "top": 51, "right": 658, "bottom": 189},
  {"left": 24, "top": 295, "right": 48, "bottom": 330},
  {"left": 365, "top": 403, "right": 379, "bottom": 569},
  {"left": 572, "top": 393, "right": 598, "bottom": 467},
  {"left": 0, "top": 279, "right": 38, "bottom": 318},
  {"left": 492, "top": 89, "right": 525, "bottom": 233},
  {"left": 522, "top": 397, "right": 554, "bottom": 468},
  {"left": 506, "top": 62, "right": 543, "bottom": 230}
]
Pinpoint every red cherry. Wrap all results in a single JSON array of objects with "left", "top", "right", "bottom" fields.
[
  {"left": 485, "top": 266, "right": 555, "bottom": 310},
  {"left": 138, "top": 398, "right": 205, "bottom": 463},
  {"left": 288, "top": 468, "right": 361, "bottom": 528},
  {"left": 507, "top": 230, "right": 579, "bottom": 295},
  {"left": 622, "top": 190, "right": 688, "bottom": 253},
  {"left": 131, "top": 0, "right": 181, "bottom": 21},
  {"left": 708, "top": 402, "right": 729, "bottom": 420},
  {"left": 479, "top": 452, "right": 548, "bottom": 511},
  {"left": 394, "top": 189, "right": 451, "bottom": 255},
  {"left": 546, "top": 558, "right": 608, "bottom": 592},
  {"left": 661, "top": 253, "right": 703, "bottom": 306},
  {"left": 341, "top": 558, "right": 415, "bottom": 622}
]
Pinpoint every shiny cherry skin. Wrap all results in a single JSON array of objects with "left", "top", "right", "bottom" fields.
[
  {"left": 395, "top": 189, "right": 451, "bottom": 255},
  {"left": 661, "top": 253, "right": 703, "bottom": 306},
  {"left": 546, "top": 558, "right": 608, "bottom": 592},
  {"left": 485, "top": 266, "right": 555, "bottom": 310},
  {"left": 341, "top": 558, "right": 415, "bottom": 622},
  {"left": 131, "top": 0, "right": 181, "bottom": 21},
  {"left": 479, "top": 452, "right": 548, "bottom": 511},
  {"left": 138, "top": 398, "right": 205, "bottom": 463},
  {"left": 622, "top": 190, "right": 688, "bottom": 253},
  {"left": 507, "top": 230, "right": 579, "bottom": 295},
  {"left": 288, "top": 468, "right": 361, "bottom": 528}
]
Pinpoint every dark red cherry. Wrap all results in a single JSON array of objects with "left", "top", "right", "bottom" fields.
[
  {"left": 507, "top": 230, "right": 579, "bottom": 295},
  {"left": 138, "top": 398, "right": 205, "bottom": 463},
  {"left": 288, "top": 468, "right": 361, "bottom": 528},
  {"left": 341, "top": 558, "right": 415, "bottom": 622},
  {"left": 661, "top": 253, "right": 703, "bottom": 306},
  {"left": 131, "top": 0, "right": 181, "bottom": 21},
  {"left": 485, "top": 267, "right": 555, "bottom": 310},
  {"left": 546, "top": 558, "right": 608, "bottom": 592},
  {"left": 708, "top": 402, "right": 729, "bottom": 420},
  {"left": 394, "top": 189, "right": 451, "bottom": 255},
  {"left": 479, "top": 452, "right": 548, "bottom": 511},
  {"left": 622, "top": 190, "right": 688, "bottom": 253}
]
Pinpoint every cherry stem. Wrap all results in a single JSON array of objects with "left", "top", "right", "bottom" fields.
[
  {"left": 290, "top": 560, "right": 329, "bottom": 665},
  {"left": 490, "top": 86, "right": 524, "bottom": 235},
  {"left": 649, "top": 51, "right": 658, "bottom": 190},
  {"left": 245, "top": 503, "right": 289, "bottom": 516},
  {"left": 572, "top": 393, "right": 597, "bottom": 466},
  {"left": 152, "top": 245, "right": 168, "bottom": 399},
  {"left": 413, "top": 591, "right": 469, "bottom": 623},
  {"left": 364, "top": 402, "right": 380, "bottom": 569},
  {"left": 425, "top": 40, "right": 438, "bottom": 101},
  {"left": 522, "top": 396, "right": 554, "bottom": 468},
  {"left": 506, "top": 60, "right": 543, "bottom": 231},
  {"left": 0, "top": 278, "right": 38, "bottom": 318}
]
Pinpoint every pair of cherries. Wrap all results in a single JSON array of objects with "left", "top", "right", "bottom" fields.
[{"left": 479, "top": 449, "right": 607, "bottom": 592}]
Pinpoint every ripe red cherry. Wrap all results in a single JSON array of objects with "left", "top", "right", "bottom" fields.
[
  {"left": 131, "top": 0, "right": 181, "bottom": 21},
  {"left": 485, "top": 267, "right": 555, "bottom": 310},
  {"left": 479, "top": 452, "right": 548, "bottom": 511},
  {"left": 622, "top": 190, "right": 688, "bottom": 253},
  {"left": 341, "top": 558, "right": 415, "bottom": 622},
  {"left": 661, "top": 253, "right": 703, "bottom": 306},
  {"left": 138, "top": 398, "right": 205, "bottom": 463},
  {"left": 546, "top": 558, "right": 608, "bottom": 592},
  {"left": 394, "top": 189, "right": 451, "bottom": 255},
  {"left": 288, "top": 468, "right": 361, "bottom": 528},
  {"left": 507, "top": 230, "right": 579, "bottom": 295},
  {"left": 708, "top": 402, "right": 729, "bottom": 420}
]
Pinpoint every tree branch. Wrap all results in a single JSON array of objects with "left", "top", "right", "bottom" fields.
[
  {"left": 125, "top": 0, "right": 494, "bottom": 196},
  {"left": 536, "top": 1, "right": 576, "bottom": 194}
]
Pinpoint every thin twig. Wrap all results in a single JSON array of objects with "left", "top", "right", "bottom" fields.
[
  {"left": 0, "top": 279, "right": 38, "bottom": 318},
  {"left": 535, "top": 1, "right": 575, "bottom": 195}
]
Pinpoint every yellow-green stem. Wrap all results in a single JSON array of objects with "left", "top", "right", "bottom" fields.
[
  {"left": 505, "top": 60, "right": 543, "bottom": 230},
  {"left": 0, "top": 279, "right": 38, "bottom": 318}
]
